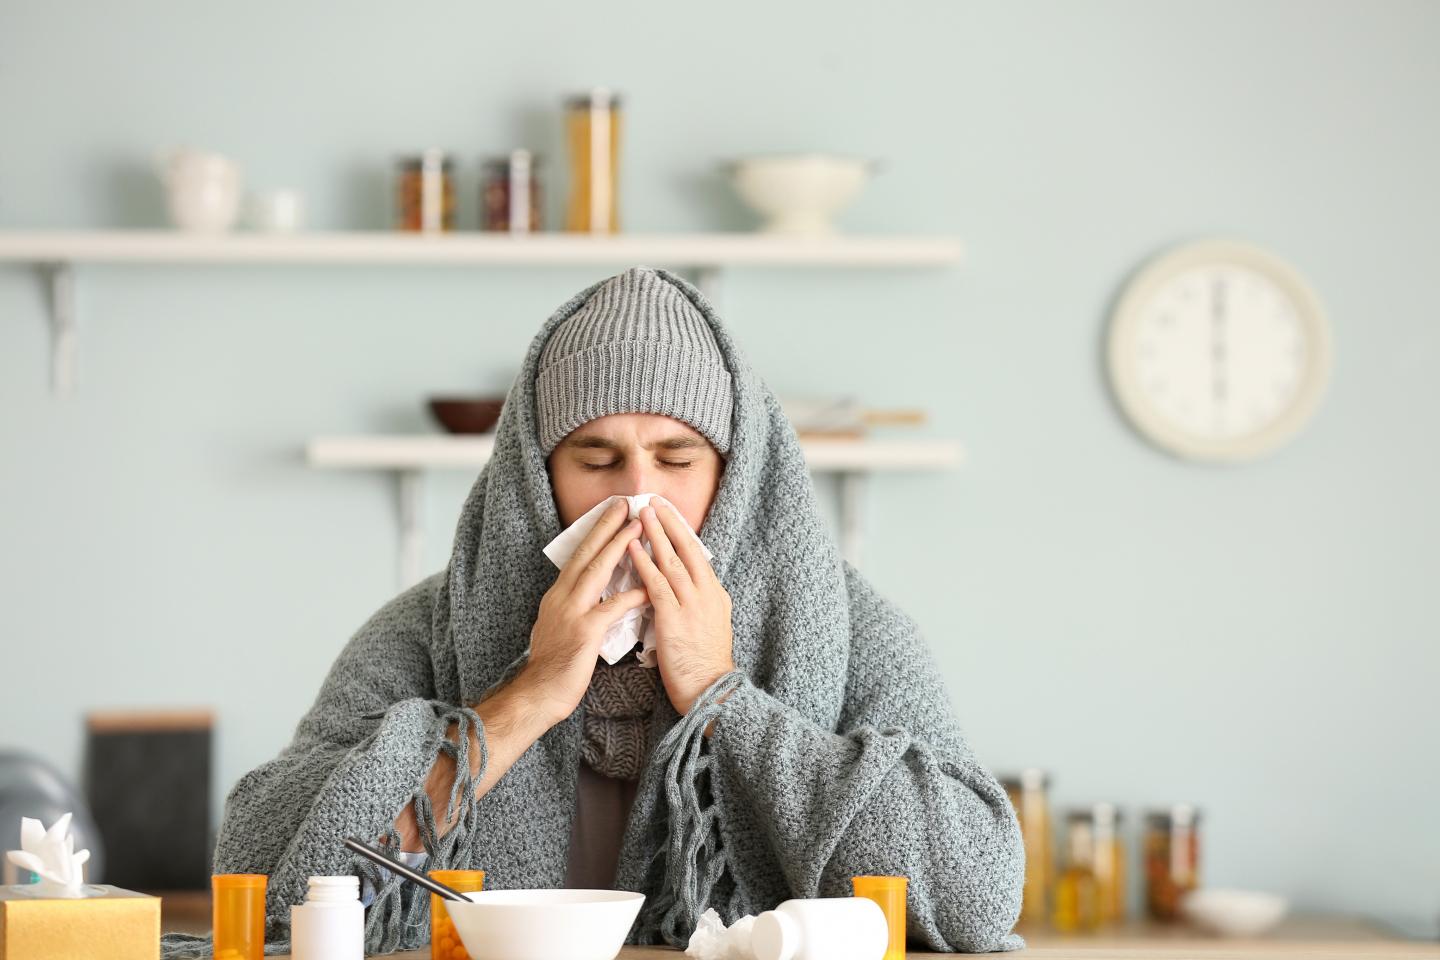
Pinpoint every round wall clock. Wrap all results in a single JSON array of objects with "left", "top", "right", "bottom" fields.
[{"left": 1106, "top": 239, "right": 1332, "bottom": 462}]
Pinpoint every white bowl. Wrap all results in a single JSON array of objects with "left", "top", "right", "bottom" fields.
[
  {"left": 443, "top": 888, "right": 645, "bottom": 960},
  {"left": 1180, "top": 888, "right": 1289, "bottom": 937},
  {"left": 723, "top": 153, "right": 879, "bottom": 235}
]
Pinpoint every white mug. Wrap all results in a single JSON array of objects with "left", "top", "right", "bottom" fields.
[{"left": 156, "top": 148, "right": 242, "bottom": 232}]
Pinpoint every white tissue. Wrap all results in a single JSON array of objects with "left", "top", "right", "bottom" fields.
[
  {"left": 686, "top": 907, "right": 758, "bottom": 960},
  {"left": 5, "top": 813, "right": 91, "bottom": 897},
  {"left": 542, "top": 493, "right": 714, "bottom": 667}
]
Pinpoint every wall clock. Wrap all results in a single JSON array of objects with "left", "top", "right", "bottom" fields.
[{"left": 1107, "top": 239, "right": 1332, "bottom": 462}]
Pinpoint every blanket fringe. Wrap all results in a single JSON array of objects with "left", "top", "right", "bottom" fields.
[
  {"left": 358, "top": 702, "right": 490, "bottom": 953},
  {"left": 637, "top": 671, "right": 745, "bottom": 946}
]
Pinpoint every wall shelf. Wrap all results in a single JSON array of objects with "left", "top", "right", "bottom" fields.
[
  {"left": 0, "top": 229, "right": 963, "bottom": 397},
  {"left": 306, "top": 434, "right": 965, "bottom": 584}
]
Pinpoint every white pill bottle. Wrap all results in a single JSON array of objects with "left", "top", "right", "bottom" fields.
[
  {"left": 751, "top": 897, "right": 889, "bottom": 960},
  {"left": 290, "top": 875, "right": 364, "bottom": 960}
]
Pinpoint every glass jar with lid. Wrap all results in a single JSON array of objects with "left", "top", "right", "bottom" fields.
[
  {"left": 481, "top": 149, "right": 542, "bottom": 233},
  {"left": 396, "top": 149, "right": 456, "bottom": 232},
  {"left": 1051, "top": 803, "right": 1126, "bottom": 932},
  {"left": 1089, "top": 802, "right": 1126, "bottom": 925},
  {"left": 1051, "top": 810, "right": 1101, "bottom": 933},
  {"left": 1144, "top": 804, "right": 1201, "bottom": 921},
  {"left": 564, "top": 87, "right": 622, "bottom": 233},
  {"left": 1000, "top": 768, "right": 1052, "bottom": 927}
]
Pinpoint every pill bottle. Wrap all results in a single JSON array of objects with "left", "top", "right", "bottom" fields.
[
  {"left": 290, "top": 875, "right": 363, "bottom": 960},
  {"left": 752, "top": 897, "right": 888, "bottom": 960},
  {"left": 430, "top": 869, "right": 486, "bottom": 960},
  {"left": 852, "top": 876, "right": 908, "bottom": 960},
  {"left": 212, "top": 873, "right": 266, "bottom": 960}
]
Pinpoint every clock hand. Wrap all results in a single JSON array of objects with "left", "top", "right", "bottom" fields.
[{"left": 1211, "top": 274, "right": 1227, "bottom": 431}]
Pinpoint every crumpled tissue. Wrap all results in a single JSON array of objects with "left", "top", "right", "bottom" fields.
[
  {"left": 542, "top": 492, "right": 713, "bottom": 667},
  {"left": 5, "top": 812, "right": 91, "bottom": 897},
  {"left": 686, "top": 907, "right": 758, "bottom": 960}
]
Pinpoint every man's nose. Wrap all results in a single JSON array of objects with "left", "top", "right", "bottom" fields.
[{"left": 618, "top": 460, "right": 661, "bottom": 496}]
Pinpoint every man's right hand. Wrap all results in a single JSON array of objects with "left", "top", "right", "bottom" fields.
[{"left": 515, "top": 499, "right": 650, "bottom": 724}]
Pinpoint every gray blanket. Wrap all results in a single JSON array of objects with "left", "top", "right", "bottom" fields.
[{"left": 162, "top": 266, "right": 1026, "bottom": 956}]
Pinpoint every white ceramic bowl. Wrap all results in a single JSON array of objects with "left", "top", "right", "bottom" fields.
[
  {"left": 723, "top": 153, "right": 879, "bottom": 236},
  {"left": 443, "top": 889, "right": 645, "bottom": 960},
  {"left": 1180, "top": 888, "right": 1289, "bottom": 937}
]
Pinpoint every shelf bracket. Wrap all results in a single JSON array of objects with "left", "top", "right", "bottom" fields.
[
  {"left": 397, "top": 470, "right": 425, "bottom": 589},
  {"left": 837, "top": 471, "right": 866, "bottom": 568},
  {"left": 45, "top": 262, "right": 77, "bottom": 397}
]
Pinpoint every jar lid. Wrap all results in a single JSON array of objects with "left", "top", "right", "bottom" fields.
[
  {"left": 1067, "top": 802, "right": 1124, "bottom": 825},
  {"left": 398, "top": 149, "right": 454, "bottom": 170},
  {"left": 999, "top": 768, "right": 1050, "bottom": 792},
  {"left": 1146, "top": 803, "right": 1201, "bottom": 826},
  {"left": 565, "top": 87, "right": 622, "bottom": 108},
  {"left": 482, "top": 150, "right": 543, "bottom": 171}
]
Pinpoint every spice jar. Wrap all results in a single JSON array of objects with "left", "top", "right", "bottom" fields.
[
  {"left": 481, "top": 150, "right": 542, "bottom": 232},
  {"left": 1089, "top": 802, "right": 1127, "bottom": 925},
  {"left": 1050, "top": 805, "right": 1128, "bottom": 933},
  {"left": 1144, "top": 804, "right": 1201, "bottom": 921},
  {"left": 1000, "top": 768, "right": 1052, "bottom": 927},
  {"left": 396, "top": 149, "right": 456, "bottom": 232},
  {"left": 564, "top": 88, "right": 622, "bottom": 233}
]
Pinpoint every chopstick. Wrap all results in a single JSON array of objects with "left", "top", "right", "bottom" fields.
[{"left": 342, "top": 837, "right": 470, "bottom": 902}]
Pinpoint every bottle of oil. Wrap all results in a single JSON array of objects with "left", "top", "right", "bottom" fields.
[
  {"left": 1051, "top": 809, "right": 1102, "bottom": 933},
  {"left": 1000, "top": 768, "right": 1052, "bottom": 927}
]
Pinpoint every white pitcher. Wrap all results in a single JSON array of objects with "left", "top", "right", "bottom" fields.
[{"left": 157, "top": 148, "right": 242, "bottom": 232}]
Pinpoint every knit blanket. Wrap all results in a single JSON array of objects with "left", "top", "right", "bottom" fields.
[{"left": 161, "top": 266, "right": 1026, "bottom": 956}]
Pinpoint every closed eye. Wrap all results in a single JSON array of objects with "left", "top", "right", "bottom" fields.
[{"left": 579, "top": 461, "right": 694, "bottom": 471}]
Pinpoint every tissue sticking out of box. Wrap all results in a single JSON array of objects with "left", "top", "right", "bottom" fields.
[{"left": 5, "top": 813, "right": 91, "bottom": 897}]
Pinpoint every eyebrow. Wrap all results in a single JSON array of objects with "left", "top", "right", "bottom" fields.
[{"left": 562, "top": 434, "right": 709, "bottom": 453}]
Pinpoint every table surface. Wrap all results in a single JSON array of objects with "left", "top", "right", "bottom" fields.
[{"left": 251, "top": 915, "right": 1440, "bottom": 960}]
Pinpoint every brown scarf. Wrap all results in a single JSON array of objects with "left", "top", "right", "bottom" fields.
[{"left": 580, "top": 651, "right": 661, "bottom": 780}]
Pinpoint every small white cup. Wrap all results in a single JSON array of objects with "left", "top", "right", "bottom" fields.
[{"left": 247, "top": 189, "right": 305, "bottom": 232}]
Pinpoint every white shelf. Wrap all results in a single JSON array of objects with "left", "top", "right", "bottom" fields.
[
  {"left": 0, "top": 230, "right": 963, "bottom": 266},
  {"left": 0, "top": 230, "right": 963, "bottom": 398},
  {"left": 306, "top": 434, "right": 964, "bottom": 584}
]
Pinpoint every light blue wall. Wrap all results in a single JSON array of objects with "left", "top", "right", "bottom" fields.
[{"left": 3, "top": 0, "right": 1436, "bottom": 928}]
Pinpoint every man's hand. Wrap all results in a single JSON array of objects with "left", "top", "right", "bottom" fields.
[
  {"left": 525, "top": 498, "right": 651, "bottom": 724},
  {"left": 627, "top": 497, "right": 736, "bottom": 719}
]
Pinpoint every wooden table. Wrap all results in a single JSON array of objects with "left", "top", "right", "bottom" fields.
[{"left": 257, "top": 915, "right": 1440, "bottom": 960}]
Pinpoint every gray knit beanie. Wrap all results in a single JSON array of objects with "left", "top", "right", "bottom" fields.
[{"left": 535, "top": 265, "right": 734, "bottom": 457}]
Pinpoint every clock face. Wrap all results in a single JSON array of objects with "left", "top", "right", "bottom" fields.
[{"left": 1108, "top": 242, "right": 1331, "bottom": 461}]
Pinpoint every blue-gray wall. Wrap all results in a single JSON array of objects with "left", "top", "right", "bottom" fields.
[{"left": 3, "top": 0, "right": 1436, "bottom": 927}]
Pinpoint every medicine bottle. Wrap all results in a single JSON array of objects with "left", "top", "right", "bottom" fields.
[
  {"left": 290, "top": 875, "right": 363, "bottom": 960},
  {"left": 752, "top": 897, "right": 888, "bottom": 960}
]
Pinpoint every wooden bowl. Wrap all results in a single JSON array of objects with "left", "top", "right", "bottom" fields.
[{"left": 428, "top": 396, "right": 505, "bottom": 434}]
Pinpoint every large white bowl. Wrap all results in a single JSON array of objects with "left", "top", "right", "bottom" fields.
[
  {"left": 1180, "top": 888, "right": 1289, "bottom": 937},
  {"left": 443, "top": 889, "right": 646, "bottom": 960},
  {"left": 724, "top": 153, "right": 879, "bottom": 235}
]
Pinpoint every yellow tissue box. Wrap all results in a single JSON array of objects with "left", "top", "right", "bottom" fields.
[{"left": 0, "top": 885, "right": 159, "bottom": 960}]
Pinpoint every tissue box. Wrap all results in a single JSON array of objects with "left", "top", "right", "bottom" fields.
[{"left": 0, "top": 885, "right": 159, "bottom": 960}]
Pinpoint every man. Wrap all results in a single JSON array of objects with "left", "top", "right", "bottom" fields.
[{"left": 176, "top": 266, "right": 1025, "bottom": 957}]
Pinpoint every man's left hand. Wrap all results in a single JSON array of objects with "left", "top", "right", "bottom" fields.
[{"left": 627, "top": 498, "right": 735, "bottom": 718}]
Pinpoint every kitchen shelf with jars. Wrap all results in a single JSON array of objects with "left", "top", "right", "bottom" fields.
[
  {"left": 0, "top": 88, "right": 963, "bottom": 397},
  {"left": 6, "top": 88, "right": 968, "bottom": 586}
]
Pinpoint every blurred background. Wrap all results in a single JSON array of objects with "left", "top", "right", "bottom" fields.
[{"left": 1, "top": 0, "right": 1437, "bottom": 944}]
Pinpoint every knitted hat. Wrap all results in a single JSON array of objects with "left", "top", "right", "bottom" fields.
[{"left": 535, "top": 265, "right": 734, "bottom": 458}]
